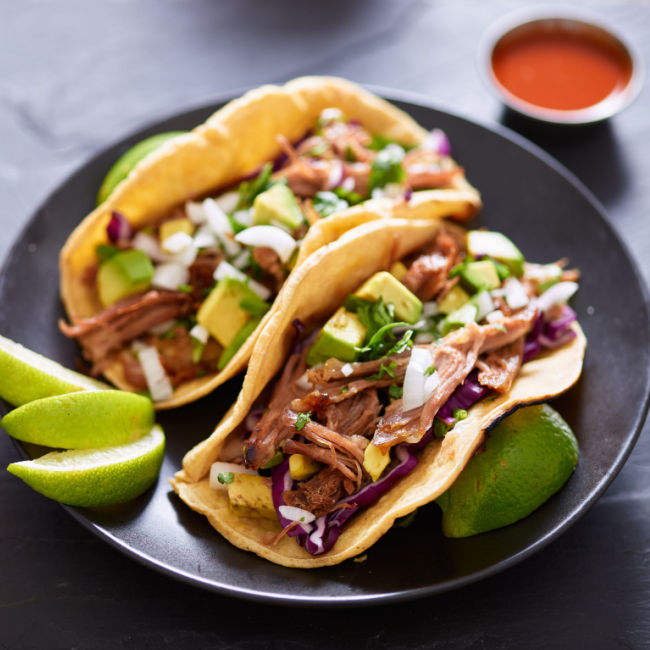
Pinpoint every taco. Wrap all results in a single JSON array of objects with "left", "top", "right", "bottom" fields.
[
  {"left": 171, "top": 218, "right": 586, "bottom": 568},
  {"left": 59, "top": 77, "right": 481, "bottom": 409}
]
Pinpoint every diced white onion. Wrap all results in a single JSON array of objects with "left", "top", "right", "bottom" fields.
[
  {"left": 340, "top": 363, "right": 354, "bottom": 377},
  {"left": 136, "top": 345, "right": 173, "bottom": 402},
  {"left": 193, "top": 224, "right": 218, "bottom": 249},
  {"left": 234, "top": 225, "right": 297, "bottom": 263},
  {"left": 185, "top": 201, "right": 207, "bottom": 225},
  {"left": 402, "top": 347, "right": 434, "bottom": 411},
  {"left": 203, "top": 197, "right": 233, "bottom": 236},
  {"left": 504, "top": 278, "right": 529, "bottom": 310},
  {"left": 209, "top": 462, "right": 257, "bottom": 490},
  {"left": 231, "top": 249, "right": 251, "bottom": 270},
  {"left": 152, "top": 262, "right": 189, "bottom": 291},
  {"left": 162, "top": 231, "right": 193, "bottom": 255},
  {"left": 474, "top": 291, "right": 495, "bottom": 321},
  {"left": 485, "top": 309, "right": 505, "bottom": 323},
  {"left": 148, "top": 319, "right": 176, "bottom": 335},
  {"left": 233, "top": 209, "right": 254, "bottom": 226},
  {"left": 341, "top": 176, "right": 356, "bottom": 192},
  {"left": 422, "top": 301, "right": 439, "bottom": 318},
  {"left": 189, "top": 323, "right": 209, "bottom": 344},
  {"left": 278, "top": 505, "right": 316, "bottom": 524},
  {"left": 327, "top": 159, "right": 344, "bottom": 189},
  {"left": 213, "top": 261, "right": 271, "bottom": 300},
  {"left": 371, "top": 188, "right": 385, "bottom": 199},
  {"left": 320, "top": 107, "right": 344, "bottom": 123},
  {"left": 171, "top": 242, "right": 198, "bottom": 267},
  {"left": 214, "top": 191, "right": 239, "bottom": 214},
  {"left": 217, "top": 233, "right": 242, "bottom": 257},
  {"left": 533, "top": 281, "right": 579, "bottom": 314},
  {"left": 524, "top": 262, "right": 562, "bottom": 282},
  {"left": 132, "top": 232, "right": 168, "bottom": 263},
  {"left": 423, "top": 369, "right": 441, "bottom": 400},
  {"left": 382, "top": 183, "right": 405, "bottom": 199},
  {"left": 296, "top": 372, "right": 313, "bottom": 391}
]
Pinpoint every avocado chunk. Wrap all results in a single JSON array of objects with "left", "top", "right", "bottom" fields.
[
  {"left": 227, "top": 474, "right": 276, "bottom": 520},
  {"left": 459, "top": 260, "right": 501, "bottom": 293},
  {"left": 363, "top": 442, "right": 390, "bottom": 482},
  {"left": 467, "top": 230, "right": 525, "bottom": 277},
  {"left": 438, "top": 285, "right": 471, "bottom": 315},
  {"left": 289, "top": 454, "right": 321, "bottom": 480},
  {"left": 253, "top": 183, "right": 304, "bottom": 230},
  {"left": 354, "top": 271, "right": 422, "bottom": 324},
  {"left": 442, "top": 302, "right": 478, "bottom": 335},
  {"left": 159, "top": 217, "right": 194, "bottom": 247},
  {"left": 306, "top": 308, "right": 367, "bottom": 366},
  {"left": 198, "top": 277, "right": 267, "bottom": 348},
  {"left": 97, "top": 249, "right": 154, "bottom": 307}
]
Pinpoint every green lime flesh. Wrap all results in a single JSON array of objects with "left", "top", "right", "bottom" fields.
[
  {"left": 2, "top": 390, "right": 154, "bottom": 449},
  {"left": 438, "top": 404, "right": 578, "bottom": 538},
  {"left": 0, "top": 334, "right": 108, "bottom": 407},
  {"left": 96, "top": 131, "right": 186, "bottom": 205},
  {"left": 7, "top": 425, "right": 165, "bottom": 507}
]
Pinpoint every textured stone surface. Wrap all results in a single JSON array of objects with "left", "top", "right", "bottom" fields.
[{"left": 1, "top": 1, "right": 650, "bottom": 648}]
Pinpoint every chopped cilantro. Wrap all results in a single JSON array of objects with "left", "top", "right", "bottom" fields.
[
  {"left": 388, "top": 384, "right": 403, "bottom": 400},
  {"left": 313, "top": 191, "right": 349, "bottom": 218},
  {"left": 344, "top": 145, "right": 356, "bottom": 162},
  {"left": 367, "top": 134, "right": 413, "bottom": 151},
  {"left": 433, "top": 418, "right": 451, "bottom": 439},
  {"left": 369, "top": 144, "right": 406, "bottom": 191},
  {"left": 453, "top": 408, "right": 468, "bottom": 421},
  {"left": 340, "top": 385, "right": 350, "bottom": 393},
  {"left": 236, "top": 163, "right": 273, "bottom": 209},
  {"left": 369, "top": 361, "right": 397, "bottom": 381},
  {"left": 239, "top": 295, "right": 270, "bottom": 317},
  {"left": 305, "top": 142, "right": 329, "bottom": 157},
  {"left": 217, "top": 472, "right": 234, "bottom": 484},
  {"left": 294, "top": 411, "right": 312, "bottom": 431},
  {"left": 424, "top": 365, "right": 436, "bottom": 376},
  {"left": 191, "top": 339, "right": 204, "bottom": 363},
  {"left": 226, "top": 214, "right": 248, "bottom": 234},
  {"left": 333, "top": 186, "right": 363, "bottom": 205},
  {"left": 492, "top": 259, "right": 512, "bottom": 281},
  {"left": 260, "top": 450, "right": 284, "bottom": 469},
  {"left": 96, "top": 244, "right": 120, "bottom": 264},
  {"left": 177, "top": 283, "right": 193, "bottom": 294}
]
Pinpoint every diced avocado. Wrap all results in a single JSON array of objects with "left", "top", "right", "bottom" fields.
[
  {"left": 438, "top": 285, "right": 471, "bottom": 315},
  {"left": 160, "top": 217, "right": 194, "bottom": 247},
  {"left": 459, "top": 260, "right": 501, "bottom": 293},
  {"left": 227, "top": 474, "right": 276, "bottom": 520},
  {"left": 306, "top": 308, "right": 367, "bottom": 366},
  {"left": 289, "top": 454, "right": 321, "bottom": 480},
  {"left": 442, "top": 302, "right": 478, "bottom": 335},
  {"left": 198, "top": 277, "right": 262, "bottom": 348},
  {"left": 253, "top": 183, "right": 304, "bottom": 230},
  {"left": 217, "top": 316, "right": 262, "bottom": 370},
  {"left": 467, "top": 230, "right": 525, "bottom": 277},
  {"left": 390, "top": 261, "right": 408, "bottom": 281},
  {"left": 97, "top": 249, "right": 154, "bottom": 307},
  {"left": 363, "top": 442, "right": 390, "bottom": 482},
  {"left": 355, "top": 271, "right": 422, "bottom": 324}
]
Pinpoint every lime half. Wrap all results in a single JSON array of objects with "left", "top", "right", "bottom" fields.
[
  {"left": 438, "top": 404, "right": 578, "bottom": 537},
  {"left": 96, "top": 131, "right": 186, "bottom": 204},
  {"left": 0, "top": 334, "right": 108, "bottom": 407},
  {"left": 7, "top": 425, "right": 165, "bottom": 507}
]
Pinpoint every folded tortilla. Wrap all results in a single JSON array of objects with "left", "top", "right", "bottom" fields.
[
  {"left": 59, "top": 76, "right": 481, "bottom": 408},
  {"left": 171, "top": 218, "right": 586, "bottom": 568}
]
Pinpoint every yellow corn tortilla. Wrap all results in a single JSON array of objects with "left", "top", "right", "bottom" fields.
[
  {"left": 170, "top": 218, "right": 586, "bottom": 568},
  {"left": 59, "top": 77, "right": 481, "bottom": 409}
]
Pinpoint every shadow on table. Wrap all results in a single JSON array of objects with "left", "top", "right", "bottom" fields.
[{"left": 500, "top": 108, "right": 630, "bottom": 212}]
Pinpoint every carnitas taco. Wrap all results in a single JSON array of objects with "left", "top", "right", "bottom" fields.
[
  {"left": 171, "top": 217, "right": 586, "bottom": 568},
  {"left": 59, "top": 77, "right": 481, "bottom": 408}
]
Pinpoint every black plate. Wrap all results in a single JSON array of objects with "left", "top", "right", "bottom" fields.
[{"left": 1, "top": 90, "right": 649, "bottom": 606}]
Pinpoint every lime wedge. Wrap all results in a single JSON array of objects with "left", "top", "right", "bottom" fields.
[
  {"left": 0, "top": 334, "right": 108, "bottom": 407},
  {"left": 438, "top": 404, "right": 578, "bottom": 537},
  {"left": 2, "top": 390, "right": 154, "bottom": 449},
  {"left": 96, "top": 131, "right": 186, "bottom": 205},
  {"left": 7, "top": 425, "right": 165, "bottom": 507}
]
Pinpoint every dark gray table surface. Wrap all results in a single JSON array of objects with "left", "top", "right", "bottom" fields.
[{"left": 1, "top": 1, "right": 649, "bottom": 648}]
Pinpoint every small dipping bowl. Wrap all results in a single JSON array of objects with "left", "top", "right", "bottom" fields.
[{"left": 479, "top": 10, "right": 644, "bottom": 125}]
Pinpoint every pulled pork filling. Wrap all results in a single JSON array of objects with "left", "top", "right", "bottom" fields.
[
  {"left": 61, "top": 108, "right": 467, "bottom": 397},
  {"left": 231, "top": 228, "right": 579, "bottom": 527}
]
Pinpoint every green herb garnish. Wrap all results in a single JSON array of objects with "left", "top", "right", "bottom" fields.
[
  {"left": 261, "top": 450, "right": 284, "bottom": 469},
  {"left": 313, "top": 191, "right": 349, "bottom": 218},
  {"left": 294, "top": 411, "right": 312, "bottom": 431},
  {"left": 369, "top": 361, "right": 397, "bottom": 381},
  {"left": 177, "top": 283, "right": 193, "bottom": 294},
  {"left": 369, "top": 144, "right": 406, "bottom": 191},
  {"left": 388, "top": 384, "right": 403, "bottom": 400},
  {"left": 424, "top": 365, "right": 436, "bottom": 376},
  {"left": 433, "top": 418, "right": 451, "bottom": 439},
  {"left": 453, "top": 408, "right": 468, "bottom": 421},
  {"left": 217, "top": 472, "right": 234, "bottom": 484},
  {"left": 333, "top": 186, "right": 363, "bottom": 205},
  {"left": 236, "top": 163, "right": 273, "bottom": 209},
  {"left": 239, "top": 295, "right": 270, "bottom": 317},
  {"left": 340, "top": 385, "right": 350, "bottom": 393}
]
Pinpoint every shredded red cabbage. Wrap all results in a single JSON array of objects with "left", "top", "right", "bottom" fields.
[
  {"left": 271, "top": 459, "right": 313, "bottom": 537},
  {"left": 426, "top": 129, "right": 452, "bottom": 156},
  {"left": 525, "top": 306, "right": 577, "bottom": 361},
  {"left": 106, "top": 211, "right": 132, "bottom": 243},
  {"left": 437, "top": 371, "right": 491, "bottom": 425}
]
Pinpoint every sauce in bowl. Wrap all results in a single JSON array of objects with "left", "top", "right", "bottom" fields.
[{"left": 482, "top": 15, "right": 642, "bottom": 124}]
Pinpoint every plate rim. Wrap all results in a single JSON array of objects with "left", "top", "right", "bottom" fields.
[{"left": 3, "top": 84, "right": 650, "bottom": 607}]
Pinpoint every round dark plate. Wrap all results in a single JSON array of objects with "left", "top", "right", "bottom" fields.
[{"left": 1, "top": 89, "right": 649, "bottom": 607}]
